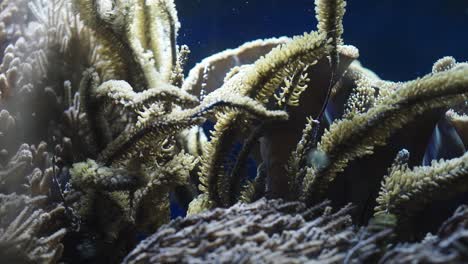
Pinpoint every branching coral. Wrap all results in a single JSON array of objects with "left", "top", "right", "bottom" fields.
[
  {"left": 1, "top": 0, "right": 468, "bottom": 262},
  {"left": 123, "top": 198, "right": 388, "bottom": 264},
  {"left": 380, "top": 204, "right": 468, "bottom": 263},
  {"left": 64, "top": 0, "right": 288, "bottom": 261},
  {"left": 376, "top": 150, "right": 468, "bottom": 217},
  {"left": 0, "top": 0, "right": 129, "bottom": 262},
  {"left": 0, "top": 193, "right": 66, "bottom": 264},
  {"left": 305, "top": 63, "right": 468, "bottom": 203}
]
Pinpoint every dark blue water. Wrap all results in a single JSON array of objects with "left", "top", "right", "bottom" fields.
[{"left": 176, "top": 0, "right": 468, "bottom": 81}]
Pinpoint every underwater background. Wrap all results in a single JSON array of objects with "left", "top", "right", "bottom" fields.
[
  {"left": 2, "top": 0, "right": 468, "bottom": 262},
  {"left": 177, "top": 0, "right": 468, "bottom": 81}
]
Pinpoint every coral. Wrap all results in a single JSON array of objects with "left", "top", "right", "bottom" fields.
[
  {"left": 375, "top": 150, "right": 468, "bottom": 218},
  {"left": 380, "top": 204, "right": 468, "bottom": 263},
  {"left": 305, "top": 63, "right": 468, "bottom": 203},
  {"left": 1, "top": 0, "right": 468, "bottom": 262},
  {"left": 0, "top": 193, "right": 66, "bottom": 264},
  {"left": 0, "top": 0, "right": 125, "bottom": 262},
  {"left": 123, "top": 198, "right": 388, "bottom": 264},
  {"left": 66, "top": 1, "right": 287, "bottom": 261}
]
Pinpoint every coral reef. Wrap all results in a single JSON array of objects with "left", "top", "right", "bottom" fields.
[
  {"left": 124, "top": 200, "right": 468, "bottom": 264},
  {"left": 123, "top": 198, "right": 388, "bottom": 264},
  {"left": 380, "top": 204, "right": 468, "bottom": 263},
  {"left": 0, "top": 0, "right": 468, "bottom": 263},
  {"left": 0, "top": 193, "right": 66, "bottom": 263}
]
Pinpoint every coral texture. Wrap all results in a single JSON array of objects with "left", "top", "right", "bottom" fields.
[
  {"left": 380, "top": 204, "right": 468, "bottom": 263},
  {"left": 0, "top": 193, "right": 66, "bottom": 263},
  {"left": 123, "top": 199, "right": 387, "bottom": 264}
]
